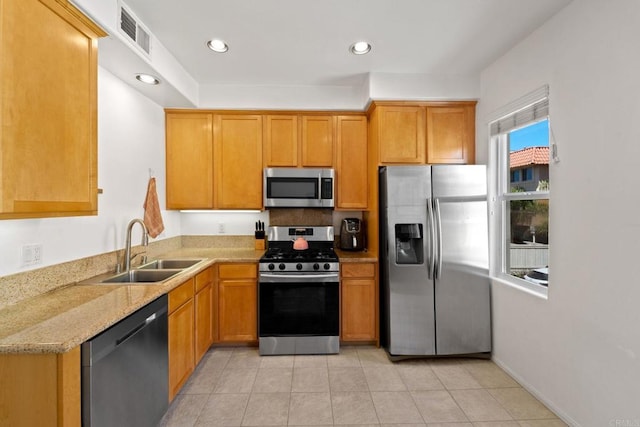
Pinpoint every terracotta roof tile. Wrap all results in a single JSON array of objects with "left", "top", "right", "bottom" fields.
[{"left": 510, "top": 146, "right": 549, "bottom": 168}]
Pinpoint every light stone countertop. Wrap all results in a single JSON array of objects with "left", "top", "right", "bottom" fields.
[
  {"left": 0, "top": 248, "right": 263, "bottom": 354},
  {"left": 0, "top": 247, "right": 377, "bottom": 354}
]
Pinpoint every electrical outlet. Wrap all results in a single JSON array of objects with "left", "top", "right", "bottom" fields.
[
  {"left": 22, "top": 244, "right": 43, "bottom": 267},
  {"left": 218, "top": 222, "right": 226, "bottom": 234}
]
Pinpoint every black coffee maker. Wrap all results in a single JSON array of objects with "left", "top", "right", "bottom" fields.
[{"left": 340, "top": 218, "right": 366, "bottom": 251}]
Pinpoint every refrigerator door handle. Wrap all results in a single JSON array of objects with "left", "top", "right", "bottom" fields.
[
  {"left": 434, "top": 198, "right": 443, "bottom": 279},
  {"left": 427, "top": 197, "right": 436, "bottom": 280}
]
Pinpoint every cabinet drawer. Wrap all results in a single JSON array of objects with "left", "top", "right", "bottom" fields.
[
  {"left": 341, "top": 263, "right": 376, "bottom": 278},
  {"left": 218, "top": 263, "right": 257, "bottom": 279},
  {"left": 169, "top": 278, "right": 194, "bottom": 314},
  {"left": 195, "top": 267, "right": 214, "bottom": 292}
]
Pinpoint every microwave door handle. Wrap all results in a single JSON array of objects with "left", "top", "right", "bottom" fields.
[{"left": 318, "top": 172, "right": 322, "bottom": 201}]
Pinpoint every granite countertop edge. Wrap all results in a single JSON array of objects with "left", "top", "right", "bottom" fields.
[
  {"left": 0, "top": 248, "right": 263, "bottom": 355},
  {"left": 0, "top": 247, "right": 378, "bottom": 355}
]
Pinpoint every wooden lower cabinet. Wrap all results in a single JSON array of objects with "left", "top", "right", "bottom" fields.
[
  {"left": 168, "top": 278, "right": 195, "bottom": 401},
  {"left": 194, "top": 268, "right": 214, "bottom": 363},
  {"left": 0, "top": 347, "right": 81, "bottom": 426},
  {"left": 341, "top": 262, "right": 378, "bottom": 343},
  {"left": 168, "top": 267, "right": 216, "bottom": 400},
  {"left": 217, "top": 263, "right": 258, "bottom": 343}
]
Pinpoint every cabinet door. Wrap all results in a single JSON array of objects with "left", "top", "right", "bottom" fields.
[
  {"left": 194, "top": 283, "right": 213, "bottom": 364},
  {"left": 264, "top": 115, "right": 298, "bottom": 167},
  {"left": 214, "top": 115, "right": 263, "bottom": 209},
  {"left": 341, "top": 278, "right": 376, "bottom": 341},
  {"left": 335, "top": 116, "right": 368, "bottom": 209},
  {"left": 301, "top": 116, "right": 334, "bottom": 167},
  {"left": 194, "top": 266, "right": 214, "bottom": 361},
  {"left": 218, "top": 279, "right": 257, "bottom": 342},
  {"left": 377, "top": 106, "right": 425, "bottom": 164},
  {"left": 341, "top": 263, "right": 377, "bottom": 342},
  {"left": 166, "top": 113, "right": 214, "bottom": 209},
  {"left": 0, "top": 0, "right": 104, "bottom": 219},
  {"left": 168, "top": 299, "right": 194, "bottom": 401},
  {"left": 426, "top": 105, "right": 475, "bottom": 164}
]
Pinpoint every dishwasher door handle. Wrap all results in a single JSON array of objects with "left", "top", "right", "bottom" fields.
[{"left": 115, "top": 313, "right": 157, "bottom": 347}]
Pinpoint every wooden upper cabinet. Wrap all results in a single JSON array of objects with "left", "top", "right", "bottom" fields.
[
  {"left": 213, "top": 115, "right": 263, "bottom": 209},
  {"left": 335, "top": 116, "right": 368, "bottom": 210},
  {"left": 264, "top": 115, "right": 298, "bottom": 167},
  {"left": 376, "top": 106, "right": 426, "bottom": 164},
  {"left": 301, "top": 115, "right": 334, "bottom": 167},
  {"left": 165, "top": 113, "right": 214, "bottom": 209},
  {"left": 0, "top": 0, "right": 106, "bottom": 219},
  {"left": 426, "top": 104, "right": 475, "bottom": 164}
]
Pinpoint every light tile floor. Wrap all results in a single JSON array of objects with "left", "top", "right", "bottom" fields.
[{"left": 159, "top": 346, "right": 566, "bottom": 427}]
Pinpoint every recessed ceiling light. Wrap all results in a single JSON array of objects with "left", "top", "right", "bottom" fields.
[
  {"left": 350, "top": 41, "right": 371, "bottom": 55},
  {"left": 135, "top": 73, "right": 160, "bottom": 85},
  {"left": 207, "top": 39, "right": 229, "bottom": 53}
]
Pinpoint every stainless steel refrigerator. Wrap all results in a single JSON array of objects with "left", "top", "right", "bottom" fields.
[{"left": 379, "top": 165, "right": 491, "bottom": 357}]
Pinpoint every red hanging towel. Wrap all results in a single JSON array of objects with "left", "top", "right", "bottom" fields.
[{"left": 143, "top": 177, "right": 165, "bottom": 238}]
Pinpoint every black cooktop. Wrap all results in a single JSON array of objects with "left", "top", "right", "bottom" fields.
[{"left": 260, "top": 247, "right": 338, "bottom": 263}]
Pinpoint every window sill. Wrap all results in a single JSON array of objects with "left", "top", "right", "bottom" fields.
[{"left": 491, "top": 274, "right": 548, "bottom": 299}]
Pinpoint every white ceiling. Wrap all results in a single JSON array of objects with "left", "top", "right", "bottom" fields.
[{"left": 122, "top": 0, "right": 571, "bottom": 90}]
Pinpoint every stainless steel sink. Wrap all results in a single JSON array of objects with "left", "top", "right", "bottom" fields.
[
  {"left": 138, "top": 259, "right": 203, "bottom": 270},
  {"left": 100, "top": 269, "right": 183, "bottom": 284}
]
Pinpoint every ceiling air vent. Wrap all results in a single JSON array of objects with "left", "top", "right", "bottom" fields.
[{"left": 119, "top": 2, "right": 151, "bottom": 56}]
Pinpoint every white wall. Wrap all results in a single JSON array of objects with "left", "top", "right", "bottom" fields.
[
  {"left": 0, "top": 67, "right": 181, "bottom": 277},
  {"left": 478, "top": 1, "right": 640, "bottom": 425}
]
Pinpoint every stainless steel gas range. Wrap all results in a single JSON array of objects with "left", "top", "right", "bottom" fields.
[{"left": 258, "top": 226, "right": 340, "bottom": 355}]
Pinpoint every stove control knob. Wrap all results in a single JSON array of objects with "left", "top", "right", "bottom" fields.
[
  {"left": 313, "top": 263, "right": 320, "bottom": 270},
  {"left": 279, "top": 263, "right": 286, "bottom": 270},
  {"left": 268, "top": 263, "right": 275, "bottom": 271},
  {"left": 296, "top": 263, "right": 303, "bottom": 271},
  {"left": 324, "top": 263, "right": 331, "bottom": 270}
]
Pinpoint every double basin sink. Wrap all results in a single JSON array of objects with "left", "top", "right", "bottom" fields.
[{"left": 81, "top": 259, "right": 205, "bottom": 285}]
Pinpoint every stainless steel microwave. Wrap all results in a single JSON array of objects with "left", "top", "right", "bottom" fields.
[{"left": 264, "top": 168, "right": 334, "bottom": 208}]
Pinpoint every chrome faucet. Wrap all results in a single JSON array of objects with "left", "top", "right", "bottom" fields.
[{"left": 123, "top": 218, "right": 149, "bottom": 272}]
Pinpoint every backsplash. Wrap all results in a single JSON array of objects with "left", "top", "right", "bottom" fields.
[
  {"left": 269, "top": 208, "right": 362, "bottom": 232},
  {"left": 269, "top": 208, "right": 333, "bottom": 226},
  {"left": 0, "top": 235, "right": 256, "bottom": 310}
]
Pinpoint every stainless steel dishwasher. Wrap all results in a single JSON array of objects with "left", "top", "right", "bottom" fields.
[{"left": 81, "top": 294, "right": 168, "bottom": 427}]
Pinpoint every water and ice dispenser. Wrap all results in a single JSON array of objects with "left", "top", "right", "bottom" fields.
[{"left": 394, "top": 224, "right": 423, "bottom": 264}]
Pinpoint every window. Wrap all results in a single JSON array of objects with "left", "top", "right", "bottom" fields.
[{"left": 490, "top": 90, "right": 550, "bottom": 293}]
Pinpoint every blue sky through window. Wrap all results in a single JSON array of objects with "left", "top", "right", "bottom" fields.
[{"left": 509, "top": 120, "right": 549, "bottom": 151}]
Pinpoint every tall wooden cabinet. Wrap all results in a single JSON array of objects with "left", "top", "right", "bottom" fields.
[
  {"left": 213, "top": 115, "right": 263, "bottom": 209},
  {"left": 165, "top": 113, "right": 214, "bottom": 209},
  {"left": 335, "top": 116, "right": 368, "bottom": 210},
  {"left": 0, "top": 0, "right": 105, "bottom": 219}
]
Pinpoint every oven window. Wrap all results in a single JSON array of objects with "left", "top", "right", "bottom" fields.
[
  {"left": 259, "top": 282, "right": 339, "bottom": 336},
  {"left": 267, "top": 178, "right": 318, "bottom": 199}
]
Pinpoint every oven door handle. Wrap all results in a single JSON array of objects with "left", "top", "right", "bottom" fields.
[{"left": 259, "top": 273, "right": 339, "bottom": 283}]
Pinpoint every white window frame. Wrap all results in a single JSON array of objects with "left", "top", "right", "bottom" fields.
[{"left": 489, "top": 86, "right": 551, "bottom": 297}]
